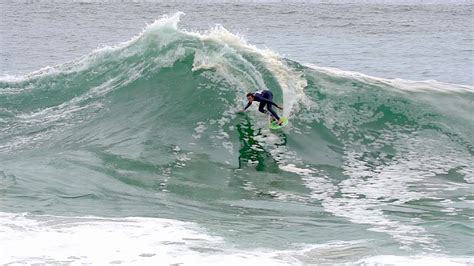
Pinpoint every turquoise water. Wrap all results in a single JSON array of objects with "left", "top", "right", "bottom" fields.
[{"left": 1, "top": 4, "right": 473, "bottom": 266}]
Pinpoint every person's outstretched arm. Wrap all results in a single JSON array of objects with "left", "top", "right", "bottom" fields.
[{"left": 241, "top": 101, "right": 252, "bottom": 112}]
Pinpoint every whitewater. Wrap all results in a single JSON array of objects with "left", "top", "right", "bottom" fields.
[{"left": 1, "top": 7, "right": 473, "bottom": 266}]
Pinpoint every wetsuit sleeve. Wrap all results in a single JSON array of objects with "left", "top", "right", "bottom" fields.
[{"left": 243, "top": 101, "right": 252, "bottom": 110}]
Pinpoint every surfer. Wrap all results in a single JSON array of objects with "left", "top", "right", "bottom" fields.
[{"left": 241, "top": 90, "right": 284, "bottom": 125}]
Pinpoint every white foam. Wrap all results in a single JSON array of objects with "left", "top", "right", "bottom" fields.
[
  {"left": 320, "top": 128, "right": 474, "bottom": 250},
  {"left": 0, "top": 212, "right": 288, "bottom": 266},
  {"left": 305, "top": 64, "right": 474, "bottom": 93},
  {"left": 357, "top": 255, "right": 473, "bottom": 266},
  {"left": 279, "top": 164, "right": 314, "bottom": 175},
  {"left": 2, "top": 212, "right": 472, "bottom": 265},
  {"left": 280, "top": 164, "right": 337, "bottom": 201}
]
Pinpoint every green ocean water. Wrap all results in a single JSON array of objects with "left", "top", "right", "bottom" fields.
[{"left": 0, "top": 12, "right": 473, "bottom": 265}]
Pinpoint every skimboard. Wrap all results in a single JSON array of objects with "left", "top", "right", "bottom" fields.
[{"left": 269, "top": 117, "right": 288, "bottom": 130}]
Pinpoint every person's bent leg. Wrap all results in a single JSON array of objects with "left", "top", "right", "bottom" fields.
[
  {"left": 258, "top": 103, "right": 267, "bottom": 114},
  {"left": 267, "top": 105, "right": 280, "bottom": 120}
]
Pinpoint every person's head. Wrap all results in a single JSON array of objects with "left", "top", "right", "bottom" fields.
[{"left": 246, "top": 92, "right": 255, "bottom": 102}]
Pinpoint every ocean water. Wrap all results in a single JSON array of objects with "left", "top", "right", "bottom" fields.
[{"left": 1, "top": 1, "right": 473, "bottom": 265}]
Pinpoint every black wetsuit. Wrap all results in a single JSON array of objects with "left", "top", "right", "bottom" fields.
[{"left": 244, "top": 90, "right": 281, "bottom": 120}]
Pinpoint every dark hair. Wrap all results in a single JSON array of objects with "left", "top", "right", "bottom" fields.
[{"left": 246, "top": 92, "right": 254, "bottom": 97}]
